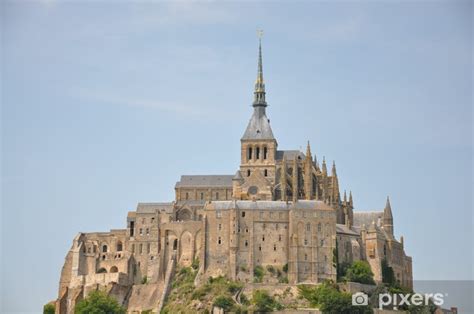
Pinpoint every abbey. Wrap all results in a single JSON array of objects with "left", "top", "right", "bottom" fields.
[{"left": 55, "top": 41, "right": 413, "bottom": 313}]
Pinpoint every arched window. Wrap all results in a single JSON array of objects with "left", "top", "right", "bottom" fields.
[
  {"left": 97, "top": 268, "right": 107, "bottom": 274},
  {"left": 248, "top": 147, "right": 253, "bottom": 160},
  {"left": 139, "top": 244, "right": 143, "bottom": 254},
  {"left": 116, "top": 241, "right": 123, "bottom": 252},
  {"left": 218, "top": 237, "right": 222, "bottom": 245},
  {"left": 306, "top": 223, "right": 311, "bottom": 232},
  {"left": 256, "top": 147, "right": 260, "bottom": 159},
  {"left": 147, "top": 243, "right": 151, "bottom": 254},
  {"left": 247, "top": 170, "right": 251, "bottom": 177},
  {"left": 264, "top": 169, "right": 268, "bottom": 177},
  {"left": 263, "top": 147, "right": 268, "bottom": 159},
  {"left": 102, "top": 245, "right": 108, "bottom": 253},
  {"left": 173, "top": 239, "right": 178, "bottom": 250},
  {"left": 110, "top": 266, "right": 118, "bottom": 273},
  {"left": 185, "top": 192, "right": 189, "bottom": 200},
  {"left": 216, "top": 192, "right": 219, "bottom": 200}
]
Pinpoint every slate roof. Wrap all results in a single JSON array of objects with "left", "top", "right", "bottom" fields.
[
  {"left": 175, "top": 175, "right": 234, "bottom": 188},
  {"left": 136, "top": 202, "right": 174, "bottom": 213},
  {"left": 336, "top": 224, "right": 359, "bottom": 236},
  {"left": 208, "top": 200, "right": 332, "bottom": 211},
  {"left": 241, "top": 109, "right": 275, "bottom": 140},
  {"left": 275, "top": 150, "right": 305, "bottom": 160},
  {"left": 353, "top": 211, "right": 383, "bottom": 228}
]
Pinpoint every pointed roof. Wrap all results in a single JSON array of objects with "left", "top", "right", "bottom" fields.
[
  {"left": 384, "top": 196, "right": 393, "bottom": 220},
  {"left": 242, "top": 35, "right": 275, "bottom": 141}
]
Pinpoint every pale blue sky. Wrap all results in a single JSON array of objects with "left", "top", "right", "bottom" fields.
[{"left": 1, "top": 1, "right": 472, "bottom": 312}]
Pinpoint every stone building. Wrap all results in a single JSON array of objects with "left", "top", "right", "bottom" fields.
[{"left": 55, "top": 40, "right": 413, "bottom": 313}]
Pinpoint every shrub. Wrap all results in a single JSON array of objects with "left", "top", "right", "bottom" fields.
[
  {"left": 213, "top": 295, "right": 235, "bottom": 311},
  {"left": 282, "top": 263, "right": 288, "bottom": 273},
  {"left": 43, "top": 303, "right": 55, "bottom": 314},
  {"left": 252, "top": 289, "right": 283, "bottom": 312},
  {"left": 298, "top": 281, "right": 372, "bottom": 314},
  {"left": 253, "top": 265, "right": 265, "bottom": 283},
  {"left": 345, "top": 261, "right": 375, "bottom": 285},
  {"left": 191, "top": 258, "right": 200, "bottom": 270},
  {"left": 266, "top": 265, "right": 276, "bottom": 275},
  {"left": 75, "top": 290, "right": 126, "bottom": 314},
  {"left": 381, "top": 258, "right": 396, "bottom": 287},
  {"left": 141, "top": 276, "right": 148, "bottom": 284}
]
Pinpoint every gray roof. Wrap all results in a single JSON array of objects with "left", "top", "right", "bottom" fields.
[
  {"left": 208, "top": 200, "right": 332, "bottom": 211},
  {"left": 353, "top": 211, "right": 383, "bottom": 228},
  {"left": 241, "top": 109, "right": 275, "bottom": 140},
  {"left": 276, "top": 150, "right": 305, "bottom": 160},
  {"left": 136, "top": 202, "right": 174, "bottom": 213},
  {"left": 336, "top": 224, "right": 359, "bottom": 236},
  {"left": 175, "top": 175, "right": 234, "bottom": 188}
]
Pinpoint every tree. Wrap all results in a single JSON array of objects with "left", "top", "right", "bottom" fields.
[
  {"left": 252, "top": 289, "right": 283, "bottom": 312},
  {"left": 213, "top": 295, "right": 235, "bottom": 311},
  {"left": 345, "top": 261, "right": 375, "bottom": 285},
  {"left": 43, "top": 303, "right": 55, "bottom": 314},
  {"left": 75, "top": 290, "right": 126, "bottom": 314},
  {"left": 381, "top": 258, "right": 396, "bottom": 287},
  {"left": 298, "top": 281, "right": 372, "bottom": 314}
]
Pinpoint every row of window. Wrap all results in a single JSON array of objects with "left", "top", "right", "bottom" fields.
[
  {"left": 247, "top": 146, "right": 269, "bottom": 160},
  {"left": 131, "top": 243, "right": 152, "bottom": 255},
  {"left": 185, "top": 191, "right": 228, "bottom": 200},
  {"left": 245, "top": 169, "right": 268, "bottom": 177}
]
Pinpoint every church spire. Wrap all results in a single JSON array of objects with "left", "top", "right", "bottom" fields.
[{"left": 253, "top": 32, "right": 267, "bottom": 108}]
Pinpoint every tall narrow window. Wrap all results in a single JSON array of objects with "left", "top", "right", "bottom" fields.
[
  {"left": 216, "top": 192, "right": 219, "bottom": 200},
  {"left": 147, "top": 243, "right": 151, "bottom": 254},
  {"left": 185, "top": 192, "right": 189, "bottom": 200},
  {"left": 242, "top": 211, "right": 246, "bottom": 218},
  {"left": 247, "top": 169, "right": 251, "bottom": 177},
  {"left": 200, "top": 192, "right": 204, "bottom": 200},
  {"left": 102, "top": 245, "right": 108, "bottom": 253},
  {"left": 139, "top": 244, "right": 143, "bottom": 254},
  {"left": 248, "top": 147, "right": 253, "bottom": 160},
  {"left": 256, "top": 147, "right": 260, "bottom": 159},
  {"left": 264, "top": 169, "right": 268, "bottom": 177},
  {"left": 130, "top": 221, "right": 135, "bottom": 237},
  {"left": 218, "top": 237, "right": 222, "bottom": 245},
  {"left": 263, "top": 147, "right": 268, "bottom": 159},
  {"left": 306, "top": 223, "right": 311, "bottom": 231}
]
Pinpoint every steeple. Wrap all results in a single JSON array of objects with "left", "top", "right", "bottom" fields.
[
  {"left": 241, "top": 34, "right": 275, "bottom": 141},
  {"left": 305, "top": 141, "right": 312, "bottom": 162},
  {"left": 332, "top": 160, "right": 337, "bottom": 177},
  {"left": 253, "top": 36, "right": 267, "bottom": 109},
  {"left": 383, "top": 196, "right": 394, "bottom": 235},
  {"left": 322, "top": 156, "right": 327, "bottom": 176},
  {"left": 349, "top": 191, "right": 353, "bottom": 207}
]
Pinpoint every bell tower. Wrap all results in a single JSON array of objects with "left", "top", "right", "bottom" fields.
[{"left": 238, "top": 33, "right": 277, "bottom": 199}]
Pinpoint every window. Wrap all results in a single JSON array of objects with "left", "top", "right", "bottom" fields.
[
  {"left": 248, "top": 147, "right": 253, "bottom": 160},
  {"left": 116, "top": 241, "right": 123, "bottom": 252},
  {"left": 273, "top": 245, "right": 277, "bottom": 251},
  {"left": 263, "top": 147, "right": 268, "bottom": 159},
  {"left": 130, "top": 221, "right": 135, "bottom": 237},
  {"left": 131, "top": 244, "right": 135, "bottom": 253},
  {"left": 247, "top": 169, "right": 251, "bottom": 177},
  {"left": 242, "top": 211, "right": 246, "bottom": 218},
  {"left": 256, "top": 147, "right": 260, "bottom": 159},
  {"left": 218, "top": 224, "right": 222, "bottom": 231},
  {"left": 262, "top": 236, "right": 265, "bottom": 241},
  {"left": 306, "top": 223, "right": 311, "bottom": 232},
  {"left": 146, "top": 228, "right": 149, "bottom": 235},
  {"left": 151, "top": 217, "right": 155, "bottom": 223},
  {"left": 320, "top": 239, "right": 324, "bottom": 246},
  {"left": 102, "top": 245, "right": 108, "bottom": 253},
  {"left": 304, "top": 239, "right": 308, "bottom": 246},
  {"left": 139, "top": 228, "right": 143, "bottom": 236},
  {"left": 279, "top": 235, "right": 282, "bottom": 241},
  {"left": 139, "top": 244, "right": 143, "bottom": 254},
  {"left": 275, "top": 223, "right": 278, "bottom": 230},
  {"left": 200, "top": 192, "right": 204, "bottom": 200},
  {"left": 142, "top": 218, "right": 145, "bottom": 224},
  {"left": 246, "top": 228, "right": 249, "bottom": 233},
  {"left": 185, "top": 192, "right": 189, "bottom": 200},
  {"left": 147, "top": 243, "right": 151, "bottom": 254},
  {"left": 264, "top": 169, "right": 268, "bottom": 177},
  {"left": 259, "top": 245, "right": 262, "bottom": 251},
  {"left": 216, "top": 192, "right": 219, "bottom": 200},
  {"left": 218, "top": 237, "right": 222, "bottom": 245},
  {"left": 304, "top": 254, "right": 308, "bottom": 261},
  {"left": 318, "top": 223, "right": 322, "bottom": 232},
  {"left": 245, "top": 240, "right": 248, "bottom": 247}
]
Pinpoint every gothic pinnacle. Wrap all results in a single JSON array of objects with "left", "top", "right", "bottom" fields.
[{"left": 253, "top": 31, "right": 267, "bottom": 107}]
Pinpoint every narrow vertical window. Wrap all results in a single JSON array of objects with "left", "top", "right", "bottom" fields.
[
  {"left": 216, "top": 192, "right": 219, "bottom": 200},
  {"left": 200, "top": 192, "right": 204, "bottom": 200},
  {"left": 247, "top": 169, "right": 251, "bottom": 177},
  {"left": 248, "top": 147, "right": 253, "bottom": 160},
  {"left": 256, "top": 147, "right": 260, "bottom": 159},
  {"left": 264, "top": 169, "right": 268, "bottom": 177},
  {"left": 264, "top": 147, "right": 268, "bottom": 159},
  {"left": 185, "top": 192, "right": 189, "bottom": 200}
]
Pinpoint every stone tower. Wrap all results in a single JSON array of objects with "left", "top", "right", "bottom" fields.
[{"left": 239, "top": 38, "right": 277, "bottom": 200}]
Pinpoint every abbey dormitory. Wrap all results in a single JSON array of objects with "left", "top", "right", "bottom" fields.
[{"left": 55, "top": 40, "right": 412, "bottom": 313}]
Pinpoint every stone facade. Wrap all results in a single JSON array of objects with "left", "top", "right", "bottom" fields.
[{"left": 55, "top": 40, "right": 413, "bottom": 313}]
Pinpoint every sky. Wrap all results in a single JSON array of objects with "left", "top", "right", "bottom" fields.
[{"left": 1, "top": 1, "right": 472, "bottom": 312}]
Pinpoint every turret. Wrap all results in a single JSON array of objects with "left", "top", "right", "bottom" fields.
[
  {"left": 304, "top": 141, "right": 313, "bottom": 200},
  {"left": 383, "top": 196, "right": 394, "bottom": 235},
  {"left": 349, "top": 191, "right": 353, "bottom": 208},
  {"left": 280, "top": 156, "right": 287, "bottom": 201}
]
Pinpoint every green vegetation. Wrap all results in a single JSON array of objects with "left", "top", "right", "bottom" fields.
[
  {"left": 252, "top": 289, "right": 283, "bottom": 312},
  {"left": 298, "top": 281, "right": 372, "bottom": 314},
  {"left": 191, "top": 258, "right": 200, "bottom": 270},
  {"left": 43, "top": 303, "right": 55, "bottom": 314},
  {"left": 282, "top": 263, "right": 288, "bottom": 273},
  {"left": 141, "top": 276, "right": 148, "bottom": 284},
  {"left": 253, "top": 265, "right": 265, "bottom": 283},
  {"left": 381, "top": 258, "right": 396, "bottom": 287},
  {"left": 75, "top": 290, "right": 126, "bottom": 314},
  {"left": 344, "top": 261, "right": 375, "bottom": 285},
  {"left": 337, "top": 261, "right": 351, "bottom": 282},
  {"left": 162, "top": 262, "right": 245, "bottom": 314}
]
